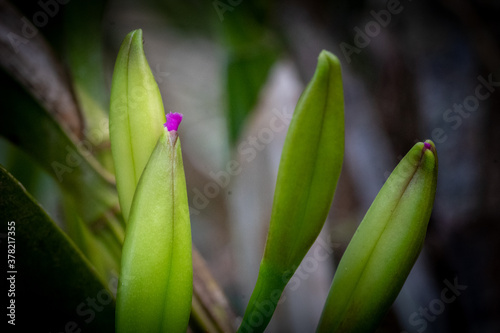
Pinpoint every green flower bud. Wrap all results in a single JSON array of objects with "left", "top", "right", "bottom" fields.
[
  {"left": 317, "top": 140, "right": 438, "bottom": 333},
  {"left": 109, "top": 29, "right": 166, "bottom": 221},
  {"left": 238, "top": 50, "right": 345, "bottom": 333},
  {"left": 116, "top": 121, "right": 192, "bottom": 333}
]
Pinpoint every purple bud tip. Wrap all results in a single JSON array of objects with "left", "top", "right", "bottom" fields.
[
  {"left": 424, "top": 142, "right": 432, "bottom": 150},
  {"left": 164, "top": 112, "right": 183, "bottom": 131}
]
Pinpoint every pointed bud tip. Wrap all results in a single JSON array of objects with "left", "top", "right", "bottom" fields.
[
  {"left": 420, "top": 140, "right": 437, "bottom": 172},
  {"left": 422, "top": 140, "right": 436, "bottom": 154},
  {"left": 319, "top": 50, "right": 340, "bottom": 64},
  {"left": 164, "top": 112, "right": 183, "bottom": 131}
]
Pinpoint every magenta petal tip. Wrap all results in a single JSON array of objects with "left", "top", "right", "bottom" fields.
[
  {"left": 164, "top": 112, "right": 183, "bottom": 131},
  {"left": 423, "top": 142, "right": 432, "bottom": 150}
]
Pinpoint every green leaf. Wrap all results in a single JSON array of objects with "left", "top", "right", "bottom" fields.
[
  {"left": 0, "top": 69, "right": 118, "bottom": 225},
  {"left": 317, "top": 141, "right": 438, "bottom": 333},
  {"left": 226, "top": 49, "right": 277, "bottom": 143},
  {"left": 238, "top": 50, "right": 345, "bottom": 333},
  {"left": 0, "top": 73, "right": 123, "bottom": 281},
  {"left": 64, "top": 0, "right": 108, "bottom": 114},
  {"left": 63, "top": 197, "right": 122, "bottom": 282},
  {"left": 116, "top": 129, "right": 192, "bottom": 333},
  {"left": 0, "top": 164, "right": 115, "bottom": 332},
  {"left": 63, "top": 0, "right": 113, "bottom": 171},
  {"left": 0, "top": 4, "right": 122, "bottom": 281},
  {"left": 219, "top": 6, "right": 280, "bottom": 144},
  {"left": 109, "top": 29, "right": 166, "bottom": 221}
]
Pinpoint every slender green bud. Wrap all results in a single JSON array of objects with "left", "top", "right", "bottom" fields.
[
  {"left": 109, "top": 29, "right": 166, "bottom": 221},
  {"left": 116, "top": 117, "right": 192, "bottom": 333},
  {"left": 238, "top": 50, "right": 345, "bottom": 333},
  {"left": 317, "top": 140, "right": 438, "bottom": 333}
]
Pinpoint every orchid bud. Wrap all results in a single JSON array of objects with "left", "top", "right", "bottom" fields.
[
  {"left": 109, "top": 29, "right": 166, "bottom": 221},
  {"left": 116, "top": 114, "right": 192, "bottom": 333},
  {"left": 238, "top": 50, "right": 345, "bottom": 333},
  {"left": 317, "top": 141, "right": 438, "bottom": 333}
]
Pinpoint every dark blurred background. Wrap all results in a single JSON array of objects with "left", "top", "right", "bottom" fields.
[{"left": 1, "top": 0, "right": 499, "bottom": 332}]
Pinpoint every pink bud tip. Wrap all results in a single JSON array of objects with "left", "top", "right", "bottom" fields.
[
  {"left": 164, "top": 112, "right": 183, "bottom": 131},
  {"left": 424, "top": 142, "right": 432, "bottom": 150}
]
